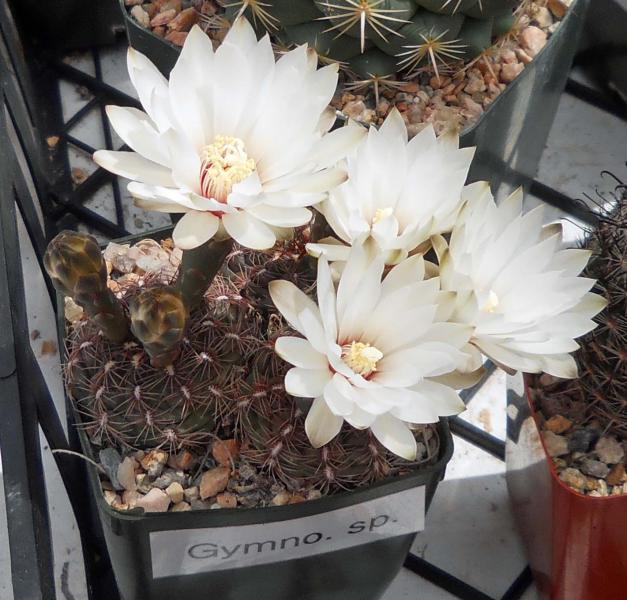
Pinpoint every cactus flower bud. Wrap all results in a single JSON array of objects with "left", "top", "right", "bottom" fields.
[
  {"left": 44, "top": 230, "right": 129, "bottom": 343},
  {"left": 130, "top": 287, "right": 188, "bottom": 368}
]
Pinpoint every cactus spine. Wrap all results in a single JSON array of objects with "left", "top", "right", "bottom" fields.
[
  {"left": 577, "top": 190, "right": 627, "bottom": 437},
  {"left": 222, "top": 0, "right": 519, "bottom": 78}
]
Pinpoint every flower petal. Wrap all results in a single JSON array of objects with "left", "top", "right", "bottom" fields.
[
  {"left": 381, "top": 254, "right": 425, "bottom": 296},
  {"left": 298, "top": 307, "right": 331, "bottom": 355},
  {"left": 246, "top": 204, "right": 312, "bottom": 227},
  {"left": 128, "top": 182, "right": 225, "bottom": 213},
  {"left": 222, "top": 211, "right": 276, "bottom": 249},
  {"left": 274, "top": 337, "right": 328, "bottom": 370},
  {"left": 104, "top": 105, "right": 169, "bottom": 166},
  {"left": 412, "top": 380, "right": 465, "bottom": 416},
  {"left": 323, "top": 374, "right": 354, "bottom": 416},
  {"left": 371, "top": 213, "right": 399, "bottom": 249},
  {"left": 306, "top": 241, "right": 351, "bottom": 262},
  {"left": 93, "top": 150, "right": 174, "bottom": 187},
  {"left": 269, "top": 280, "right": 320, "bottom": 337},
  {"left": 305, "top": 396, "right": 344, "bottom": 448},
  {"left": 265, "top": 168, "right": 347, "bottom": 194},
  {"left": 172, "top": 211, "right": 220, "bottom": 250},
  {"left": 539, "top": 353, "right": 578, "bottom": 379},
  {"left": 126, "top": 48, "right": 174, "bottom": 131},
  {"left": 285, "top": 367, "right": 332, "bottom": 398},
  {"left": 370, "top": 414, "right": 417, "bottom": 460},
  {"left": 473, "top": 337, "right": 541, "bottom": 374},
  {"left": 227, "top": 172, "right": 265, "bottom": 209},
  {"left": 316, "top": 257, "right": 338, "bottom": 341},
  {"left": 429, "top": 367, "right": 486, "bottom": 390},
  {"left": 387, "top": 388, "right": 439, "bottom": 423},
  {"left": 168, "top": 25, "right": 215, "bottom": 148},
  {"left": 161, "top": 129, "right": 202, "bottom": 194},
  {"left": 309, "top": 120, "right": 367, "bottom": 169}
]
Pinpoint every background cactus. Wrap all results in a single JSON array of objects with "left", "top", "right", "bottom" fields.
[
  {"left": 574, "top": 190, "right": 626, "bottom": 438},
  {"left": 58, "top": 229, "right": 440, "bottom": 491},
  {"left": 44, "top": 231, "right": 129, "bottom": 343},
  {"left": 221, "top": 0, "right": 519, "bottom": 78},
  {"left": 530, "top": 187, "right": 627, "bottom": 441}
]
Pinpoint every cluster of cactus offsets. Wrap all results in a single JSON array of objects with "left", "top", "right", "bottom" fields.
[
  {"left": 64, "top": 273, "right": 269, "bottom": 451},
  {"left": 220, "top": 0, "right": 519, "bottom": 79},
  {"left": 573, "top": 188, "right": 627, "bottom": 439},
  {"left": 49, "top": 229, "right": 440, "bottom": 491}
]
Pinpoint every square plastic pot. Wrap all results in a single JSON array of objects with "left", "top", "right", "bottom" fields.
[
  {"left": 58, "top": 227, "right": 455, "bottom": 600},
  {"left": 117, "top": 0, "right": 590, "bottom": 197},
  {"left": 506, "top": 375, "right": 627, "bottom": 600}
]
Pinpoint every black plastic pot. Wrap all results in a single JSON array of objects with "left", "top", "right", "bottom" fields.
[
  {"left": 59, "top": 228, "right": 454, "bottom": 600},
  {"left": 118, "top": 0, "right": 590, "bottom": 197},
  {"left": 12, "top": 0, "right": 124, "bottom": 50}
]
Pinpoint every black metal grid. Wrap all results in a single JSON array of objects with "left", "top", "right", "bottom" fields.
[{"left": 1, "top": 3, "right": 625, "bottom": 598}]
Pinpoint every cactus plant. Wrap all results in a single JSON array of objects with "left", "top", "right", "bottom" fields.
[
  {"left": 565, "top": 189, "right": 627, "bottom": 438},
  {"left": 55, "top": 229, "right": 439, "bottom": 489},
  {"left": 64, "top": 266, "right": 262, "bottom": 451},
  {"left": 221, "top": 0, "right": 519, "bottom": 79}
]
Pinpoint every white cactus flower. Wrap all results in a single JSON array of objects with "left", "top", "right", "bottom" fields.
[
  {"left": 269, "top": 244, "right": 473, "bottom": 460},
  {"left": 94, "top": 19, "right": 365, "bottom": 250},
  {"left": 307, "top": 108, "right": 475, "bottom": 265},
  {"left": 435, "top": 183, "right": 608, "bottom": 378}
]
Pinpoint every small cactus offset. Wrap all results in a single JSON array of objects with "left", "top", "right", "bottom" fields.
[
  {"left": 44, "top": 231, "right": 129, "bottom": 343},
  {"left": 222, "top": 0, "right": 519, "bottom": 78}
]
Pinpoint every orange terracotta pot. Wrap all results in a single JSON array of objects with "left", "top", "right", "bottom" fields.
[{"left": 505, "top": 375, "right": 627, "bottom": 600}]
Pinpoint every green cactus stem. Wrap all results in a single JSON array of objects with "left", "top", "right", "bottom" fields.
[
  {"left": 223, "top": 0, "right": 520, "bottom": 77},
  {"left": 176, "top": 237, "right": 234, "bottom": 311},
  {"left": 44, "top": 230, "right": 129, "bottom": 343},
  {"left": 129, "top": 286, "right": 188, "bottom": 368}
]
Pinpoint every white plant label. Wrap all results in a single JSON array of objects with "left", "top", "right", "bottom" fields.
[{"left": 150, "top": 486, "right": 425, "bottom": 578}]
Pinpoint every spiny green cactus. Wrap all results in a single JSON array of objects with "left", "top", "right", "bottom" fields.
[
  {"left": 176, "top": 237, "right": 233, "bottom": 311},
  {"left": 129, "top": 286, "right": 188, "bottom": 368},
  {"left": 222, "top": 0, "right": 519, "bottom": 79},
  {"left": 44, "top": 231, "right": 129, "bottom": 343},
  {"left": 573, "top": 190, "right": 627, "bottom": 438},
  {"left": 65, "top": 275, "right": 259, "bottom": 451},
  {"left": 58, "top": 229, "right": 440, "bottom": 490},
  {"left": 240, "top": 396, "right": 440, "bottom": 491}
]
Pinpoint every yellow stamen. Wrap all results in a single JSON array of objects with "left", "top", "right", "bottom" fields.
[
  {"left": 372, "top": 207, "right": 394, "bottom": 225},
  {"left": 482, "top": 290, "right": 500, "bottom": 313},
  {"left": 199, "top": 135, "right": 256, "bottom": 203},
  {"left": 341, "top": 341, "right": 383, "bottom": 377}
]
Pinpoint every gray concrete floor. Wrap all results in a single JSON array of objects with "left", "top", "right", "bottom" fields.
[{"left": 0, "top": 44, "right": 625, "bottom": 600}]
